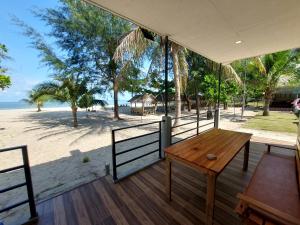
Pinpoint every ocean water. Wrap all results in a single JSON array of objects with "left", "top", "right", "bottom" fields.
[
  {"left": 0, "top": 101, "right": 69, "bottom": 110},
  {"left": 0, "top": 99, "right": 130, "bottom": 110}
]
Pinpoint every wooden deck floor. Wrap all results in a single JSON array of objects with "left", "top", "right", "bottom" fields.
[{"left": 34, "top": 141, "right": 269, "bottom": 225}]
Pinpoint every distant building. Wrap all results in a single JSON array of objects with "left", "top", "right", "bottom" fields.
[
  {"left": 128, "top": 94, "right": 157, "bottom": 115},
  {"left": 271, "top": 86, "right": 300, "bottom": 108}
]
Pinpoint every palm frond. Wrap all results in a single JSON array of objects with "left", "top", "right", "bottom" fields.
[
  {"left": 113, "top": 27, "right": 150, "bottom": 62},
  {"left": 223, "top": 64, "right": 242, "bottom": 84},
  {"left": 253, "top": 57, "right": 267, "bottom": 75}
]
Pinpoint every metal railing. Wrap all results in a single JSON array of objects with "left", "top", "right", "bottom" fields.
[
  {"left": 171, "top": 112, "right": 214, "bottom": 145},
  {"left": 0, "top": 145, "right": 38, "bottom": 222},
  {"left": 112, "top": 121, "right": 162, "bottom": 182}
]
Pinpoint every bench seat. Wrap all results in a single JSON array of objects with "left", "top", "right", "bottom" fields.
[{"left": 236, "top": 152, "right": 300, "bottom": 225}]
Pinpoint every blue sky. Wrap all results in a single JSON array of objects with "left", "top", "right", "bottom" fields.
[
  {"left": 0, "top": 0, "right": 59, "bottom": 102},
  {"left": 0, "top": 0, "right": 133, "bottom": 103}
]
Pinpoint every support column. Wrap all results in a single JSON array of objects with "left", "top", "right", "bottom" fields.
[
  {"left": 214, "top": 108, "right": 220, "bottom": 128},
  {"left": 161, "top": 115, "right": 172, "bottom": 158},
  {"left": 215, "top": 63, "right": 222, "bottom": 129},
  {"left": 164, "top": 36, "right": 169, "bottom": 116}
]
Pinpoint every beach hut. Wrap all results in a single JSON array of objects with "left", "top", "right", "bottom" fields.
[{"left": 128, "top": 93, "right": 157, "bottom": 115}]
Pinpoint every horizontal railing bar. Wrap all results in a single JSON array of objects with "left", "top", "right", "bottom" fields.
[
  {"left": 0, "top": 199, "right": 29, "bottom": 213},
  {"left": 0, "top": 165, "right": 24, "bottom": 174},
  {"left": 172, "top": 120, "right": 197, "bottom": 129},
  {"left": 171, "top": 114, "right": 197, "bottom": 120},
  {"left": 116, "top": 140, "right": 159, "bottom": 156},
  {"left": 0, "top": 182, "right": 27, "bottom": 194},
  {"left": 172, "top": 127, "right": 197, "bottom": 137},
  {"left": 114, "top": 159, "right": 162, "bottom": 183},
  {"left": 0, "top": 145, "right": 26, "bottom": 153},
  {"left": 171, "top": 112, "right": 207, "bottom": 120},
  {"left": 116, "top": 149, "right": 159, "bottom": 168},
  {"left": 198, "top": 122, "right": 214, "bottom": 128},
  {"left": 172, "top": 134, "right": 198, "bottom": 145},
  {"left": 115, "top": 131, "right": 159, "bottom": 144},
  {"left": 113, "top": 121, "right": 161, "bottom": 132}
]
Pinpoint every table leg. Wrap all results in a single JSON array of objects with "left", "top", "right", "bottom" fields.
[
  {"left": 206, "top": 172, "right": 216, "bottom": 225},
  {"left": 166, "top": 157, "right": 172, "bottom": 201},
  {"left": 243, "top": 140, "right": 250, "bottom": 171}
]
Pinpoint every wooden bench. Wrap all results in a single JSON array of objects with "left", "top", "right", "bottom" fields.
[{"left": 236, "top": 142, "right": 300, "bottom": 225}]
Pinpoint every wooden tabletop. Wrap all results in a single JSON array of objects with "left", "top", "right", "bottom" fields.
[{"left": 165, "top": 128, "right": 252, "bottom": 174}]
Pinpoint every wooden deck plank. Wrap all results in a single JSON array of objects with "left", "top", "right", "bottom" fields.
[{"left": 33, "top": 141, "right": 274, "bottom": 225}]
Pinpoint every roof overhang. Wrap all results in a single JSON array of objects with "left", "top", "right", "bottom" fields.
[{"left": 86, "top": 0, "right": 300, "bottom": 64}]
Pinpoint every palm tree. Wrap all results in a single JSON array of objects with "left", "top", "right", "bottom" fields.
[
  {"left": 22, "top": 89, "right": 50, "bottom": 112},
  {"left": 35, "top": 75, "right": 101, "bottom": 127},
  {"left": 250, "top": 49, "right": 300, "bottom": 116},
  {"left": 114, "top": 27, "right": 188, "bottom": 126},
  {"left": 170, "top": 42, "right": 188, "bottom": 127}
]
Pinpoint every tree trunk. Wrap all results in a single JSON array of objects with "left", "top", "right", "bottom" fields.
[
  {"left": 263, "top": 90, "right": 272, "bottom": 116},
  {"left": 184, "top": 93, "right": 192, "bottom": 112},
  {"left": 37, "top": 102, "right": 41, "bottom": 112},
  {"left": 196, "top": 95, "right": 200, "bottom": 113},
  {"left": 223, "top": 102, "right": 228, "bottom": 110},
  {"left": 263, "top": 97, "right": 271, "bottom": 116},
  {"left": 207, "top": 104, "right": 213, "bottom": 120},
  {"left": 113, "top": 77, "right": 120, "bottom": 120},
  {"left": 72, "top": 105, "right": 78, "bottom": 127},
  {"left": 171, "top": 43, "right": 181, "bottom": 127}
]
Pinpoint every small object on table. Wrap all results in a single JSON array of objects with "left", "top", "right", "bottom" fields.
[{"left": 207, "top": 154, "right": 217, "bottom": 160}]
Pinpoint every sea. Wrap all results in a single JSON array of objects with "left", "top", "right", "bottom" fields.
[{"left": 0, "top": 100, "right": 130, "bottom": 110}]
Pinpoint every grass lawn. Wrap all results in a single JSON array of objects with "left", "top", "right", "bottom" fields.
[{"left": 243, "top": 111, "right": 298, "bottom": 133}]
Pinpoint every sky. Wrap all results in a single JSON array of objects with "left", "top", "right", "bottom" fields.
[
  {"left": 0, "top": 0, "right": 132, "bottom": 103},
  {"left": 0, "top": 0, "right": 59, "bottom": 102}
]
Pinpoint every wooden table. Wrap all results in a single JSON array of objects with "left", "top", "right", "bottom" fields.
[{"left": 164, "top": 128, "right": 252, "bottom": 225}]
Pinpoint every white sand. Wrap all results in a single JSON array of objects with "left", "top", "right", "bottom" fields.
[{"left": 0, "top": 106, "right": 297, "bottom": 224}]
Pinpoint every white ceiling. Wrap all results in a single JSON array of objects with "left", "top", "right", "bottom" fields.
[{"left": 87, "top": 0, "right": 300, "bottom": 63}]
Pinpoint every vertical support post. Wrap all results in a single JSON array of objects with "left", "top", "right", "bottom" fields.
[
  {"left": 215, "top": 63, "right": 222, "bottom": 129},
  {"left": 161, "top": 116, "right": 172, "bottom": 157},
  {"left": 164, "top": 36, "right": 169, "bottom": 116},
  {"left": 195, "top": 88, "right": 200, "bottom": 134},
  {"left": 267, "top": 144, "right": 271, "bottom": 153},
  {"left": 241, "top": 60, "right": 246, "bottom": 120},
  {"left": 217, "top": 63, "right": 222, "bottom": 109},
  {"left": 243, "top": 140, "right": 250, "bottom": 171},
  {"left": 158, "top": 121, "right": 162, "bottom": 159},
  {"left": 197, "top": 107, "right": 199, "bottom": 135},
  {"left": 214, "top": 108, "right": 220, "bottom": 128},
  {"left": 22, "top": 146, "right": 38, "bottom": 219},
  {"left": 112, "top": 130, "right": 117, "bottom": 181}
]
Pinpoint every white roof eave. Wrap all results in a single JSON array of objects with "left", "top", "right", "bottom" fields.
[{"left": 86, "top": 0, "right": 300, "bottom": 63}]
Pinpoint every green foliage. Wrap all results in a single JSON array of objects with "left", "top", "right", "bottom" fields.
[
  {"left": 78, "top": 93, "right": 94, "bottom": 109},
  {"left": 0, "top": 75, "right": 11, "bottom": 90},
  {"left": 200, "top": 73, "right": 239, "bottom": 105},
  {"left": 22, "top": 88, "right": 52, "bottom": 111},
  {"left": 0, "top": 44, "right": 11, "bottom": 90},
  {"left": 244, "top": 49, "right": 299, "bottom": 115}
]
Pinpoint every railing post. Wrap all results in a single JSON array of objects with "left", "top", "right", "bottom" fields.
[
  {"left": 161, "top": 116, "right": 172, "bottom": 156},
  {"left": 111, "top": 130, "right": 117, "bottom": 182},
  {"left": 214, "top": 108, "right": 220, "bottom": 128},
  {"left": 197, "top": 112, "right": 200, "bottom": 135},
  {"left": 21, "top": 146, "right": 38, "bottom": 219},
  {"left": 159, "top": 121, "right": 162, "bottom": 159}
]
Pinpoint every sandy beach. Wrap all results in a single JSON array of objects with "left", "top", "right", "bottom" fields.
[{"left": 0, "top": 106, "right": 297, "bottom": 224}]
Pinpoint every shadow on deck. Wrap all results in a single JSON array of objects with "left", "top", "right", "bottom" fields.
[{"left": 32, "top": 141, "right": 280, "bottom": 225}]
